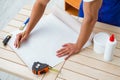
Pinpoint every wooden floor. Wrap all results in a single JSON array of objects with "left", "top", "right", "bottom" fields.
[
  {"left": 0, "top": 71, "right": 23, "bottom": 80},
  {"left": 0, "top": 5, "right": 120, "bottom": 80}
]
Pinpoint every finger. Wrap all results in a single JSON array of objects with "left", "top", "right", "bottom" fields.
[
  {"left": 62, "top": 43, "right": 71, "bottom": 47},
  {"left": 16, "top": 35, "right": 22, "bottom": 48},
  {"left": 14, "top": 35, "right": 20, "bottom": 48},
  {"left": 14, "top": 38, "right": 17, "bottom": 48},
  {"left": 62, "top": 44, "right": 68, "bottom": 47},
  {"left": 20, "top": 35, "right": 26, "bottom": 43},
  {"left": 65, "top": 51, "right": 73, "bottom": 60},
  {"left": 17, "top": 38, "right": 20, "bottom": 48},
  {"left": 57, "top": 49, "right": 67, "bottom": 57},
  {"left": 57, "top": 53, "right": 68, "bottom": 57},
  {"left": 14, "top": 41, "right": 17, "bottom": 48},
  {"left": 57, "top": 47, "right": 66, "bottom": 53},
  {"left": 57, "top": 48, "right": 69, "bottom": 57},
  {"left": 57, "top": 50, "right": 69, "bottom": 57},
  {"left": 18, "top": 42, "right": 21, "bottom": 48},
  {"left": 20, "top": 32, "right": 27, "bottom": 43},
  {"left": 14, "top": 35, "right": 19, "bottom": 48}
]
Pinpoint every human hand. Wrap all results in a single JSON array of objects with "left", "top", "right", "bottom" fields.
[
  {"left": 14, "top": 31, "right": 29, "bottom": 48},
  {"left": 56, "top": 43, "right": 81, "bottom": 60}
]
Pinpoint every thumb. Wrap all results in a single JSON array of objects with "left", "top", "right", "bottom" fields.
[
  {"left": 20, "top": 34, "right": 27, "bottom": 43},
  {"left": 62, "top": 43, "right": 69, "bottom": 47},
  {"left": 65, "top": 51, "right": 73, "bottom": 60}
]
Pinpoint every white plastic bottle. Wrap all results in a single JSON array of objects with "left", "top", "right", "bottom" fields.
[{"left": 104, "top": 34, "right": 117, "bottom": 61}]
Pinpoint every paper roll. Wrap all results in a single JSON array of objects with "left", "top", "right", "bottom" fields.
[
  {"left": 52, "top": 7, "right": 81, "bottom": 33},
  {"left": 52, "top": 7, "right": 94, "bottom": 48}
]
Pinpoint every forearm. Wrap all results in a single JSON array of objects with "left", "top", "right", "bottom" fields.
[
  {"left": 25, "top": 0, "right": 49, "bottom": 34},
  {"left": 76, "top": 18, "right": 96, "bottom": 49},
  {"left": 76, "top": 0, "right": 102, "bottom": 50}
]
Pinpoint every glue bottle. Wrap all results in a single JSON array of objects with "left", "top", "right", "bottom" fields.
[{"left": 104, "top": 34, "right": 117, "bottom": 61}]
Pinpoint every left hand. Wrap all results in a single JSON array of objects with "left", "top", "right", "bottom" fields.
[{"left": 56, "top": 43, "right": 81, "bottom": 60}]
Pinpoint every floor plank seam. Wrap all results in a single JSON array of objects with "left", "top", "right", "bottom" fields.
[
  {"left": 57, "top": 77, "right": 66, "bottom": 80},
  {"left": 96, "top": 27, "right": 120, "bottom": 34},
  {"left": 0, "top": 57, "right": 26, "bottom": 67},
  {"left": 87, "top": 47, "right": 120, "bottom": 57},
  {"left": 18, "top": 13, "right": 30, "bottom": 17},
  {"left": 80, "top": 53, "right": 120, "bottom": 67},
  {"left": 21, "top": 8, "right": 32, "bottom": 12},
  {"left": 13, "top": 18, "right": 25, "bottom": 22},
  {"left": 114, "top": 55, "right": 120, "bottom": 59},
  {"left": 7, "top": 24, "right": 20, "bottom": 28},
  {"left": 1, "top": 30, "right": 10, "bottom": 34},
  {"left": 68, "top": 59, "right": 120, "bottom": 77},
  {"left": 40, "top": 74, "right": 46, "bottom": 80},
  {"left": 63, "top": 67, "right": 97, "bottom": 80},
  {"left": 0, "top": 46, "right": 16, "bottom": 53},
  {"left": 13, "top": 14, "right": 28, "bottom": 20},
  {"left": 86, "top": 47, "right": 120, "bottom": 59},
  {"left": 54, "top": 61, "right": 67, "bottom": 80},
  {"left": 0, "top": 46, "right": 14, "bottom": 52},
  {"left": 23, "top": 8, "right": 32, "bottom": 11}
]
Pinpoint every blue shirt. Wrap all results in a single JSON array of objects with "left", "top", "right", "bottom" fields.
[{"left": 79, "top": 0, "right": 120, "bottom": 27}]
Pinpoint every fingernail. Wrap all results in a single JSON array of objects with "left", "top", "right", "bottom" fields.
[
  {"left": 56, "top": 54, "right": 60, "bottom": 57},
  {"left": 57, "top": 56, "right": 60, "bottom": 58}
]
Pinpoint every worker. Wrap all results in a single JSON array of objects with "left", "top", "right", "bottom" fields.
[
  {"left": 14, "top": 0, "right": 119, "bottom": 60},
  {"left": 79, "top": 0, "right": 120, "bottom": 26}
]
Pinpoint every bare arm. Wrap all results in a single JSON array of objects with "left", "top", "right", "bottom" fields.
[
  {"left": 26, "top": 0, "right": 50, "bottom": 34},
  {"left": 76, "top": 0, "right": 102, "bottom": 49},
  {"left": 14, "top": 0, "right": 49, "bottom": 48},
  {"left": 57, "top": 0, "right": 102, "bottom": 60}
]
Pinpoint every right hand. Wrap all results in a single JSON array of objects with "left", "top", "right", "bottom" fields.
[{"left": 14, "top": 31, "right": 29, "bottom": 48}]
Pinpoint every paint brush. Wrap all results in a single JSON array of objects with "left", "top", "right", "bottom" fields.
[{"left": 19, "top": 17, "right": 30, "bottom": 30}]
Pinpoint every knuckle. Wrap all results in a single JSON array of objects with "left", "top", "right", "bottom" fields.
[{"left": 16, "top": 33, "right": 21, "bottom": 37}]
